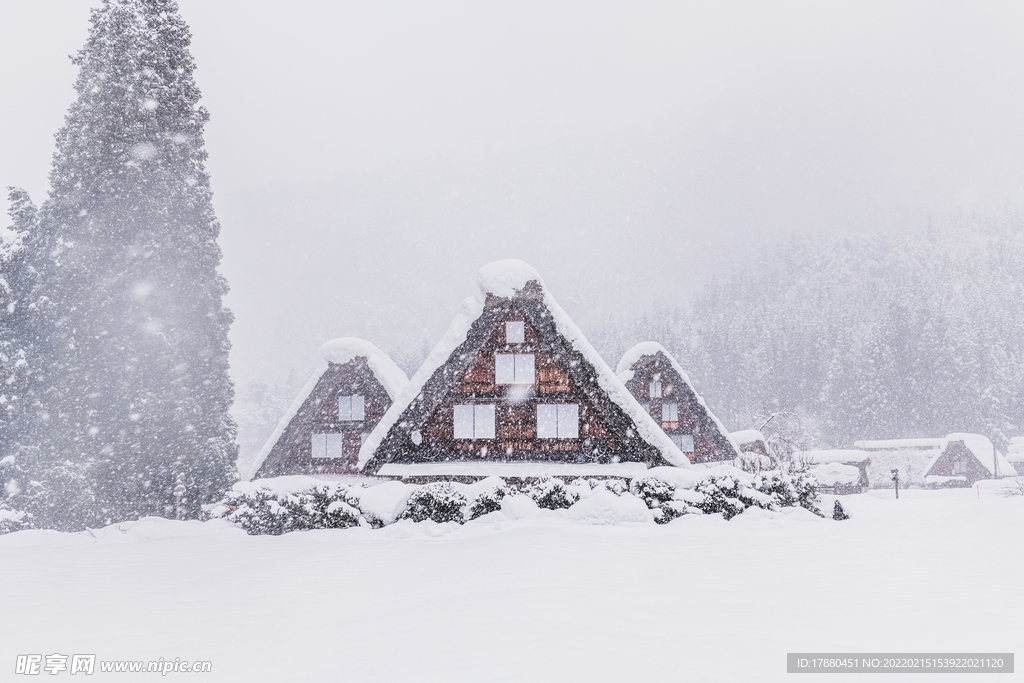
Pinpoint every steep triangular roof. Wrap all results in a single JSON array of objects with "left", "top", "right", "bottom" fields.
[
  {"left": 923, "top": 433, "right": 1017, "bottom": 478},
  {"left": 359, "top": 260, "right": 687, "bottom": 472},
  {"left": 246, "top": 338, "right": 407, "bottom": 480},
  {"left": 616, "top": 341, "right": 740, "bottom": 460}
]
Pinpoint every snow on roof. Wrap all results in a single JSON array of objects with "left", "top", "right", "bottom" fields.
[
  {"left": 476, "top": 259, "right": 545, "bottom": 298},
  {"left": 318, "top": 337, "right": 408, "bottom": 400},
  {"left": 939, "top": 433, "right": 1016, "bottom": 477},
  {"left": 795, "top": 449, "right": 871, "bottom": 465},
  {"left": 854, "top": 438, "right": 945, "bottom": 450},
  {"left": 615, "top": 341, "right": 740, "bottom": 457},
  {"left": 245, "top": 338, "right": 408, "bottom": 481},
  {"left": 1009, "top": 436, "right": 1024, "bottom": 446},
  {"left": 358, "top": 260, "right": 689, "bottom": 470},
  {"left": 730, "top": 429, "right": 766, "bottom": 445}
]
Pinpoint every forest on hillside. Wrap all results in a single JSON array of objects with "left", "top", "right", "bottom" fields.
[{"left": 589, "top": 215, "right": 1024, "bottom": 453}]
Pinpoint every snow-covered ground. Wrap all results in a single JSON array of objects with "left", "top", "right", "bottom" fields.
[{"left": 1, "top": 484, "right": 1021, "bottom": 682}]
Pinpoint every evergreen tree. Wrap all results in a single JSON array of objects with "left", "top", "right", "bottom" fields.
[{"left": 21, "top": 0, "right": 236, "bottom": 528}]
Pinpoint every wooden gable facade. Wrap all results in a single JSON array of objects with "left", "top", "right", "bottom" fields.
[
  {"left": 362, "top": 281, "right": 676, "bottom": 474},
  {"left": 618, "top": 346, "right": 737, "bottom": 463},
  {"left": 252, "top": 347, "right": 403, "bottom": 479}
]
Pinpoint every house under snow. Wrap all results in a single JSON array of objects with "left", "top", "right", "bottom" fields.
[
  {"left": 248, "top": 338, "right": 407, "bottom": 479},
  {"left": 794, "top": 450, "right": 872, "bottom": 494},
  {"left": 616, "top": 342, "right": 738, "bottom": 463},
  {"left": 922, "top": 434, "right": 1017, "bottom": 488},
  {"left": 357, "top": 260, "right": 687, "bottom": 480}
]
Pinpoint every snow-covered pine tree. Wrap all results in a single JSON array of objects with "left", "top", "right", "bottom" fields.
[
  {"left": 0, "top": 188, "right": 37, "bottom": 449},
  {"left": 26, "top": 0, "right": 237, "bottom": 527}
]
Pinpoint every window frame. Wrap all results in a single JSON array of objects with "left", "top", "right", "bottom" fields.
[
  {"left": 495, "top": 353, "right": 535, "bottom": 385},
  {"left": 338, "top": 394, "right": 366, "bottom": 421},
  {"left": 536, "top": 403, "right": 579, "bottom": 439},
  {"left": 453, "top": 404, "right": 496, "bottom": 440}
]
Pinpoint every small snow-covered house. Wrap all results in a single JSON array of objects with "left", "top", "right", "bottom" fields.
[
  {"left": 795, "top": 450, "right": 871, "bottom": 494},
  {"left": 615, "top": 343, "right": 738, "bottom": 464},
  {"left": 358, "top": 260, "right": 687, "bottom": 479},
  {"left": 731, "top": 429, "right": 770, "bottom": 459},
  {"left": 922, "top": 433, "right": 1017, "bottom": 488},
  {"left": 248, "top": 338, "right": 407, "bottom": 479}
]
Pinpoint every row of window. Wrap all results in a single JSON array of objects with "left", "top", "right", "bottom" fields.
[
  {"left": 311, "top": 432, "right": 360, "bottom": 459},
  {"left": 453, "top": 403, "right": 580, "bottom": 440},
  {"left": 642, "top": 402, "right": 679, "bottom": 422}
]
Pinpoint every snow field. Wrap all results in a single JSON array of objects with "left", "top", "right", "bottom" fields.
[{"left": 1, "top": 484, "right": 1021, "bottom": 682}]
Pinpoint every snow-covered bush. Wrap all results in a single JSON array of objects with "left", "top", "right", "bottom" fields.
[
  {"left": 629, "top": 477, "right": 690, "bottom": 523},
  {"left": 832, "top": 500, "right": 850, "bottom": 520},
  {"left": 403, "top": 482, "right": 468, "bottom": 524},
  {"left": 691, "top": 470, "right": 822, "bottom": 520},
  {"left": 0, "top": 504, "right": 29, "bottom": 534},
  {"left": 653, "top": 500, "right": 689, "bottom": 525},
  {"left": 285, "top": 486, "right": 362, "bottom": 531},
  {"left": 630, "top": 476, "right": 675, "bottom": 508},
  {"left": 600, "top": 479, "right": 628, "bottom": 496},
  {"left": 222, "top": 488, "right": 290, "bottom": 535},
  {"left": 468, "top": 480, "right": 512, "bottom": 520},
  {"left": 691, "top": 475, "right": 757, "bottom": 520},
  {"left": 220, "top": 483, "right": 361, "bottom": 535},
  {"left": 750, "top": 471, "right": 821, "bottom": 514},
  {"left": 524, "top": 477, "right": 579, "bottom": 510}
]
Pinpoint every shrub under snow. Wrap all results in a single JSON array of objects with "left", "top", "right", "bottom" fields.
[
  {"left": 750, "top": 471, "right": 821, "bottom": 514},
  {"left": 219, "top": 483, "right": 362, "bottom": 535},
  {"left": 403, "top": 482, "right": 468, "bottom": 524},
  {"left": 690, "top": 471, "right": 821, "bottom": 520},
  {"left": 524, "top": 477, "right": 580, "bottom": 510},
  {"left": 468, "top": 480, "right": 512, "bottom": 520},
  {"left": 0, "top": 504, "right": 29, "bottom": 535}
]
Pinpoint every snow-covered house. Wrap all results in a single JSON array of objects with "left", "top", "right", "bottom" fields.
[
  {"left": 794, "top": 450, "right": 871, "bottom": 494},
  {"left": 922, "top": 434, "right": 1017, "bottom": 488},
  {"left": 248, "top": 338, "right": 407, "bottom": 479},
  {"left": 358, "top": 260, "right": 687, "bottom": 479},
  {"left": 615, "top": 343, "right": 738, "bottom": 464},
  {"left": 731, "top": 429, "right": 770, "bottom": 458}
]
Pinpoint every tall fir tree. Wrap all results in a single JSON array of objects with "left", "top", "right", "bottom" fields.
[{"left": 20, "top": 0, "right": 237, "bottom": 528}]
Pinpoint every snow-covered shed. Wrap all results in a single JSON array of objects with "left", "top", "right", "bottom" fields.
[
  {"left": 358, "top": 260, "right": 687, "bottom": 479},
  {"left": 731, "top": 429, "right": 770, "bottom": 458},
  {"left": 615, "top": 343, "right": 738, "bottom": 463},
  {"left": 794, "top": 450, "right": 871, "bottom": 493},
  {"left": 248, "top": 338, "right": 407, "bottom": 480},
  {"left": 922, "top": 434, "right": 1017, "bottom": 488}
]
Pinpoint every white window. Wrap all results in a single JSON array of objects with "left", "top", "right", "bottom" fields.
[
  {"left": 495, "top": 353, "right": 534, "bottom": 384},
  {"left": 505, "top": 321, "right": 525, "bottom": 344},
  {"left": 663, "top": 402, "right": 679, "bottom": 422},
  {"left": 670, "top": 434, "right": 694, "bottom": 453},
  {"left": 453, "top": 404, "right": 496, "bottom": 439},
  {"left": 953, "top": 458, "right": 967, "bottom": 475},
  {"left": 649, "top": 375, "right": 662, "bottom": 398},
  {"left": 311, "top": 433, "right": 345, "bottom": 459},
  {"left": 641, "top": 403, "right": 651, "bottom": 415},
  {"left": 338, "top": 395, "right": 365, "bottom": 421},
  {"left": 537, "top": 404, "right": 579, "bottom": 439}
]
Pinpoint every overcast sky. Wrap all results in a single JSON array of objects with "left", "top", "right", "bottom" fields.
[{"left": 3, "top": 1, "right": 1024, "bottom": 455}]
